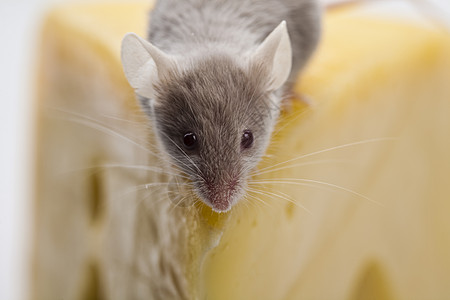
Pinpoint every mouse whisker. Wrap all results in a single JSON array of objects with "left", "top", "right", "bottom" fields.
[
  {"left": 157, "top": 149, "right": 199, "bottom": 177},
  {"left": 60, "top": 163, "right": 185, "bottom": 178},
  {"left": 100, "top": 113, "right": 148, "bottom": 125},
  {"left": 121, "top": 181, "right": 190, "bottom": 198},
  {"left": 241, "top": 196, "right": 253, "bottom": 212},
  {"left": 251, "top": 158, "right": 353, "bottom": 177},
  {"left": 131, "top": 187, "right": 167, "bottom": 213},
  {"left": 245, "top": 197, "right": 259, "bottom": 212},
  {"left": 48, "top": 107, "right": 160, "bottom": 157},
  {"left": 248, "top": 178, "right": 382, "bottom": 206},
  {"left": 48, "top": 106, "right": 157, "bottom": 145},
  {"left": 242, "top": 197, "right": 260, "bottom": 212},
  {"left": 168, "top": 196, "right": 188, "bottom": 213},
  {"left": 255, "top": 137, "right": 397, "bottom": 175},
  {"left": 169, "top": 154, "right": 204, "bottom": 182},
  {"left": 244, "top": 192, "right": 272, "bottom": 209},
  {"left": 246, "top": 186, "right": 311, "bottom": 214},
  {"left": 140, "top": 188, "right": 174, "bottom": 211},
  {"left": 163, "top": 133, "right": 206, "bottom": 180}
]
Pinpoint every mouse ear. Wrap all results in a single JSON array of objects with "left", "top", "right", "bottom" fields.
[
  {"left": 251, "top": 21, "right": 292, "bottom": 91},
  {"left": 121, "top": 32, "right": 176, "bottom": 99}
]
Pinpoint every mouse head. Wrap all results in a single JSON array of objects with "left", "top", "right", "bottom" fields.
[{"left": 121, "top": 22, "right": 291, "bottom": 212}]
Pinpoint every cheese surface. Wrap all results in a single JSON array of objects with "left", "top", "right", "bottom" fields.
[{"left": 34, "top": 2, "right": 450, "bottom": 300}]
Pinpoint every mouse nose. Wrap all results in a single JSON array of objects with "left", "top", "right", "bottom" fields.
[
  {"left": 210, "top": 197, "right": 231, "bottom": 212},
  {"left": 203, "top": 178, "right": 239, "bottom": 212}
]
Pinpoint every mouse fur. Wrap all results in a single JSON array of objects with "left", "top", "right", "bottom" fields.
[
  {"left": 148, "top": 0, "right": 321, "bottom": 86},
  {"left": 121, "top": 0, "right": 321, "bottom": 212}
]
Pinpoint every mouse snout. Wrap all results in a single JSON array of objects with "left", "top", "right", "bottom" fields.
[{"left": 201, "top": 177, "right": 241, "bottom": 213}]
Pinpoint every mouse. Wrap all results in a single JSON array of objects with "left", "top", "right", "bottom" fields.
[{"left": 120, "top": 0, "right": 321, "bottom": 213}]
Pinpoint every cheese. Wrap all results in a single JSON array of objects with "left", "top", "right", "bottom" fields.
[{"left": 33, "top": 2, "right": 450, "bottom": 300}]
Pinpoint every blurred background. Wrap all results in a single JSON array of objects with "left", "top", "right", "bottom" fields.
[
  {"left": 0, "top": 0, "right": 449, "bottom": 299},
  {"left": 0, "top": 1, "right": 144, "bottom": 298}
]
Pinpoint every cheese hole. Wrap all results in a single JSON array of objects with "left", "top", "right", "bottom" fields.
[
  {"left": 80, "top": 262, "right": 105, "bottom": 300},
  {"left": 285, "top": 202, "right": 295, "bottom": 219},
  {"left": 87, "top": 169, "right": 104, "bottom": 225},
  {"left": 350, "top": 262, "right": 394, "bottom": 300}
]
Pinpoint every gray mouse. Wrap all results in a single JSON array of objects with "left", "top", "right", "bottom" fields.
[{"left": 121, "top": 0, "right": 321, "bottom": 213}]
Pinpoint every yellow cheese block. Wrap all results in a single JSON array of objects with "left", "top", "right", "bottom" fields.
[{"left": 33, "top": 2, "right": 450, "bottom": 300}]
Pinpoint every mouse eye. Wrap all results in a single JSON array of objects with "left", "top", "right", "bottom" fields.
[
  {"left": 241, "top": 130, "right": 254, "bottom": 150},
  {"left": 183, "top": 132, "right": 198, "bottom": 150}
]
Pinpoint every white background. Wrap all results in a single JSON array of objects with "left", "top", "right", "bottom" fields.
[
  {"left": 1, "top": 1, "right": 49, "bottom": 299},
  {"left": 0, "top": 0, "right": 449, "bottom": 299}
]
